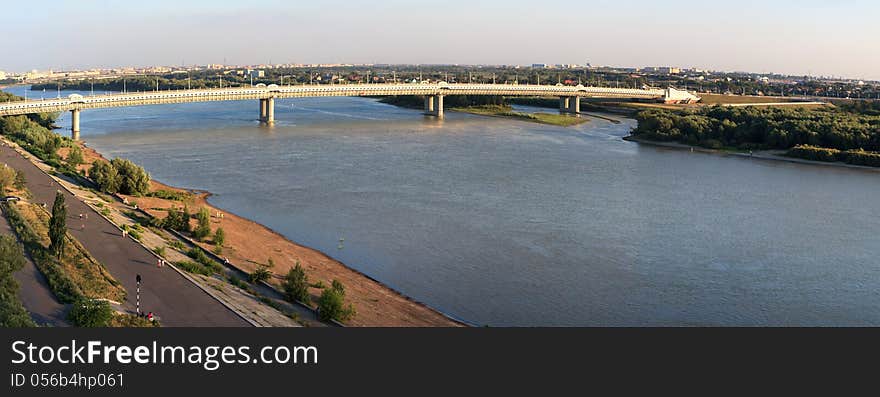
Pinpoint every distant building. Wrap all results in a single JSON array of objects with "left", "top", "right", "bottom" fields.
[
  {"left": 531, "top": 64, "right": 548, "bottom": 68},
  {"left": 0, "top": 70, "right": 6, "bottom": 80},
  {"left": 249, "top": 70, "right": 265, "bottom": 78}
]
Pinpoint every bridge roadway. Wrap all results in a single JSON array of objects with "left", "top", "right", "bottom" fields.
[{"left": 0, "top": 83, "right": 698, "bottom": 139}]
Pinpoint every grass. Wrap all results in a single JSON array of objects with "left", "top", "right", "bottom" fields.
[
  {"left": 454, "top": 105, "right": 588, "bottom": 127},
  {"left": 108, "top": 313, "right": 160, "bottom": 327},
  {"left": 147, "top": 189, "right": 193, "bottom": 202}
]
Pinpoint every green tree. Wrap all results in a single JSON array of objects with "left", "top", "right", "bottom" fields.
[
  {"left": 213, "top": 227, "right": 225, "bottom": 247},
  {"left": 67, "top": 299, "right": 113, "bottom": 327},
  {"left": 66, "top": 144, "right": 84, "bottom": 168},
  {"left": 282, "top": 262, "right": 310, "bottom": 303},
  {"left": 0, "top": 235, "right": 36, "bottom": 327},
  {"left": 317, "top": 279, "right": 355, "bottom": 323},
  {"left": 181, "top": 206, "right": 192, "bottom": 233},
  {"left": 110, "top": 158, "right": 150, "bottom": 196},
  {"left": 89, "top": 160, "right": 120, "bottom": 194},
  {"left": 193, "top": 207, "right": 211, "bottom": 240},
  {"left": 48, "top": 191, "right": 67, "bottom": 258}
]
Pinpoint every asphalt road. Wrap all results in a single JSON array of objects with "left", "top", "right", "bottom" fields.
[
  {"left": 1, "top": 207, "right": 69, "bottom": 326},
  {"left": 0, "top": 143, "right": 249, "bottom": 326}
]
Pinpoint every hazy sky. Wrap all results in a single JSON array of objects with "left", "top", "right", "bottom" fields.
[{"left": 2, "top": 0, "right": 878, "bottom": 79}]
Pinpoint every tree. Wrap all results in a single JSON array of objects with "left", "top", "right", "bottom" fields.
[
  {"left": 67, "top": 299, "right": 113, "bottom": 327},
  {"left": 66, "top": 144, "right": 84, "bottom": 168},
  {"left": 49, "top": 191, "right": 66, "bottom": 258},
  {"left": 193, "top": 207, "right": 211, "bottom": 240},
  {"left": 0, "top": 235, "right": 36, "bottom": 327},
  {"left": 181, "top": 206, "right": 192, "bottom": 233},
  {"left": 0, "top": 164, "right": 15, "bottom": 192},
  {"left": 110, "top": 158, "right": 150, "bottom": 196},
  {"left": 213, "top": 227, "right": 225, "bottom": 247},
  {"left": 282, "top": 262, "right": 310, "bottom": 303},
  {"left": 317, "top": 279, "right": 355, "bottom": 323},
  {"left": 89, "top": 160, "right": 120, "bottom": 194}
]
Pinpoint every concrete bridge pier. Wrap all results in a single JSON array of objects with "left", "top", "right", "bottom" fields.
[
  {"left": 259, "top": 98, "right": 276, "bottom": 124},
  {"left": 559, "top": 97, "right": 570, "bottom": 112},
  {"left": 559, "top": 96, "right": 580, "bottom": 114},
  {"left": 70, "top": 109, "right": 81, "bottom": 140},
  {"left": 424, "top": 95, "right": 444, "bottom": 117}
]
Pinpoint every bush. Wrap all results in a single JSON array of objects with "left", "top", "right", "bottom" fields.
[
  {"left": 317, "top": 279, "right": 355, "bottom": 323},
  {"left": 147, "top": 189, "right": 192, "bottom": 201},
  {"left": 66, "top": 144, "right": 84, "bottom": 168},
  {"left": 282, "top": 262, "right": 310, "bottom": 304},
  {"left": 213, "top": 227, "right": 225, "bottom": 247},
  {"left": 186, "top": 248, "right": 222, "bottom": 274},
  {"left": 68, "top": 299, "right": 113, "bottom": 327},
  {"left": 249, "top": 266, "right": 272, "bottom": 284},
  {"left": 192, "top": 208, "right": 211, "bottom": 240},
  {"left": 174, "top": 260, "right": 213, "bottom": 276}
]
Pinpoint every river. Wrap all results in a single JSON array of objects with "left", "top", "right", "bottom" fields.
[{"left": 7, "top": 85, "right": 880, "bottom": 326}]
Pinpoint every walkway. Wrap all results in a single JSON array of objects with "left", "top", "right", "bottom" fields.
[
  {"left": 0, "top": 206, "right": 69, "bottom": 326},
  {"left": 0, "top": 143, "right": 249, "bottom": 326}
]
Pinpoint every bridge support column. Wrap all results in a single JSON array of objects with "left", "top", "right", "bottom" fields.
[
  {"left": 259, "top": 99, "right": 268, "bottom": 123},
  {"left": 424, "top": 95, "right": 444, "bottom": 117},
  {"left": 266, "top": 97, "right": 275, "bottom": 124},
  {"left": 568, "top": 96, "right": 580, "bottom": 114},
  {"left": 559, "top": 96, "right": 580, "bottom": 114},
  {"left": 559, "top": 97, "right": 570, "bottom": 113},
  {"left": 70, "top": 109, "right": 81, "bottom": 140}
]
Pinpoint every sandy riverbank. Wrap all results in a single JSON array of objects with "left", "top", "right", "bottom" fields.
[{"left": 73, "top": 144, "right": 465, "bottom": 327}]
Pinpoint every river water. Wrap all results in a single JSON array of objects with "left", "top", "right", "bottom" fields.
[{"left": 8, "top": 86, "right": 880, "bottom": 326}]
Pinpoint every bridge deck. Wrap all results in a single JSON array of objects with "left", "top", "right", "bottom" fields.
[{"left": 0, "top": 83, "right": 667, "bottom": 116}]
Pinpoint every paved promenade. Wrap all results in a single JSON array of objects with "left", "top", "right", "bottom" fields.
[
  {"left": 0, "top": 206, "right": 68, "bottom": 326},
  {"left": 0, "top": 143, "right": 249, "bottom": 326}
]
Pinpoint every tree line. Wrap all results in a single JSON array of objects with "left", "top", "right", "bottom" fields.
[{"left": 631, "top": 104, "right": 880, "bottom": 152}]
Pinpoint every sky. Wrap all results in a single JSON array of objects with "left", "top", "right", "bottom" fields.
[{"left": 1, "top": 0, "right": 878, "bottom": 80}]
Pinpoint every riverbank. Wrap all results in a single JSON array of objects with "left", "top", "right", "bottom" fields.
[
  {"left": 624, "top": 135, "right": 880, "bottom": 172},
  {"left": 76, "top": 144, "right": 466, "bottom": 327}
]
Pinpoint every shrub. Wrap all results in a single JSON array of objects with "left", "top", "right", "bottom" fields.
[
  {"left": 186, "top": 248, "right": 222, "bottom": 273},
  {"left": 317, "top": 279, "right": 355, "bottom": 323},
  {"left": 66, "top": 144, "right": 84, "bottom": 168},
  {"left": 282, "top": 262, "right": 310, "bottom": 304},
  {"left": 213, "top": 227, "right": 225, "bottom": 247},
  {"left": 249, "top": 266, "right": 272, "bottom": 284},
  {"left": 192, "top": 208, "right": 211, "bottom": 240},
  {"left": 174, "top": 260, "right": 213, "bottom": 276},
  {"left": 68, "top": 299, "right": 113, "bottom": 327},
  {"left": 147, "top": 189, "right": 192, "bottom": 201}
]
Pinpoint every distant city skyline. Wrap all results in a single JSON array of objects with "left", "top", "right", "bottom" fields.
[{"left": 2, "top": 0, "right": 878, "bottom": 80}]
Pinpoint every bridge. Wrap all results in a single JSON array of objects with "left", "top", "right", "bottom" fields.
[{"left": 0, "top": 83, "right": 699, "bottom": 140}]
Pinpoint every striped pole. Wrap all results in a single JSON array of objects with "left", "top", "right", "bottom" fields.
[{"left": 136, "top": 274, "right": 141, "bottom": 316}]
